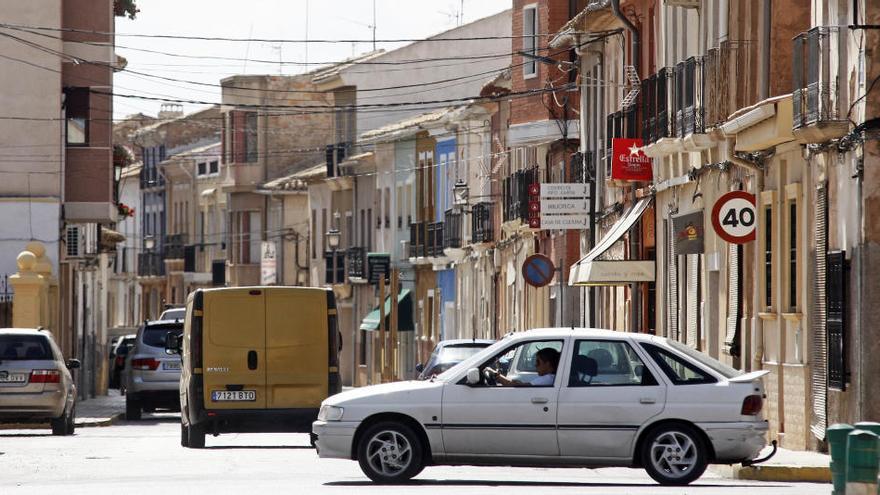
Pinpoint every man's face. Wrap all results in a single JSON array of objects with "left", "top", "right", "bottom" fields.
[{"left": 535, "top": 356, "right": 552, "bottom": 376}]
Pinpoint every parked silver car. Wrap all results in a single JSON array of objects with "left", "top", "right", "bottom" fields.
[
  {"left": 0, "top": 328, "right": 79, "bottom": 435},
  {"left": 123, "top": 320, "right": 182, "bottom": 420}
]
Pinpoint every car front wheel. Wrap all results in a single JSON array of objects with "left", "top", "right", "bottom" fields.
[
  {"left": 125, "top": 395, "right": 141, "bottom": 421},
  {"left": 185, "top": 421, "right": 205, "bottom": 449},
  {"left": 641, "top": 423, "right": 708, "bottom": 485},
  {"left": 357, "top": 421, "right": 424, "bottom": 483}
]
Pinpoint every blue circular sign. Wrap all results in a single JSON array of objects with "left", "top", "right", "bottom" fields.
[{"left": 522, "top": 254, "right": 555, "bottom": 288}]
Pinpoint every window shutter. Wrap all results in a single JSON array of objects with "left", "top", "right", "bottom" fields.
[
  {"left": 232, "top": 111, "right": 246, "bottom": 164},
  {"left": 686, "top": 255, "right": 700, "bottom": 349},
  {"left": 667, "top": 220, "right": 679, "bottom": 341},
  {"left": 811, "top": 184, "right": 828, "bottom": 439},
  {"left": 724, "top": 243, "right": 740, "bottom": 350},
  {"left": 827, "top": 250, "right": 846, "bottom": 390}
]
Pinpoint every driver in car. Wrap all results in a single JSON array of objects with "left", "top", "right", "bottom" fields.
[{"left": 488, "top": 347, "right": 560, "bottom": 386}]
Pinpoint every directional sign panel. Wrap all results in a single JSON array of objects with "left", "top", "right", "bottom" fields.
[
  {"left": 540, "top": 183, "right": 589, "bottom": 198},
  {"left": 540, "top": 214, "right": 590, "bottom": 229},
  {"left": 540, "top": 199, "right": 589, "bottom": 214}
]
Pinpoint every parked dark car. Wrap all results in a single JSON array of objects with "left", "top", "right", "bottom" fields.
[
  {"left": 416, "top": 339, "right": 494, "bottom": 380},
  {"left": 109, "top": 334, "right": 136, "bottom": 390}
]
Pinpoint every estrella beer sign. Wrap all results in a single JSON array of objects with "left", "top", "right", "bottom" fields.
[{"left": 611, "top": 138, "right": 653, "bottom": 182}]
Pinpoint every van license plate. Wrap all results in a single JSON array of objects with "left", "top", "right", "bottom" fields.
[
  {"left": 163, "top": 362, "right": 181, "bottom": 370},
  {"left": 212, "top": 390, "right": 256, "bottom": 401}
]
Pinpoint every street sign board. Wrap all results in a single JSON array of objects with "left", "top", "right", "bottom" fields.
[
  {"left": 611, "top": 138, "right": 653, "bottom": 181},
  {"left": 711, "top": 191, "right": 757, "bottom": 244},
  {"left": 522, "top": 254, "right": 555, "bottom": 288},
  {"left": 260, "top": 241, "right": 277, "bottom": 285},
  {"left": 538, "top": 199, "right": 589, "bottom": 214},
  {"left": 539, "top": 214, "right": 590, "bottom": 229},
  {"left": 540, "top": 183, "right": 589, "bottom": 198},
  {"left": 367, "top": 253, "right": 391, "bottom": 284}
]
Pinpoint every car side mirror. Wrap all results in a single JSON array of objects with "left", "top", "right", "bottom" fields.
[
  {"left": 415, "top": 363, "right": 424, "bottom": 373},
  {"left": 165, "top": 333, "right": 181, "bottom": 355},
  {"left": 465, "top": 367, "right": 480, "bottom": 385},
  {"left": 66, "top": 358, "right": 81, "bottom": 370}
]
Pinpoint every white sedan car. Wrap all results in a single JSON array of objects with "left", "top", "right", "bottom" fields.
[{"left": 312, "top": 329, "right": 769, "bottom": 485}]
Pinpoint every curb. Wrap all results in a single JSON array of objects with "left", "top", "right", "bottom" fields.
[
  {"left": 710, "top": 464, "right": 831, "bottom": 483},
  {"left": 1, "top": 412, "right": 123, "bottom": 430}
]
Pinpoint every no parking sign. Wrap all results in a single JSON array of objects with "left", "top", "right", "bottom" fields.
[{"left": 711, "top": 191, "right": 757, "bottom": 244}]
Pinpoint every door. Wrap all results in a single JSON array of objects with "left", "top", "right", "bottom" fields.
[
  {"left": 265, "top": 288, "right": 328, "bottom": 409},
  {"left": 557, "top": 339, "right": 666, "bottom": 460},
  {"left": 441, "top": 339, "right": 565, "bottom": 457},
  {"left": 202, "top": 289, "right": 267, "bottom": 409}
]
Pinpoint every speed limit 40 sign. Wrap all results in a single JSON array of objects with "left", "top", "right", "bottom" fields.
[{"left": 711, "top": 191, "right": 757, "bottom": 244}]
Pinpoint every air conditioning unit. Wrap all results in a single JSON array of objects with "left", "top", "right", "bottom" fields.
[
  {"left": 664, "top": 0, "right": 700, "bottom": 7},
  {"left": 65, "top": 224, "right": 98, "bottom": 259}
]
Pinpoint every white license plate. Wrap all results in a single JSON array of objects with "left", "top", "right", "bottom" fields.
[
  {"left": 163, "top": 361, "right": 181, "bottom": 370},
  {"left": 212, "top": 390, "right": 256, "bottom": 402},
  {"left": 0, "top": 372, "right": 27, "bottom": 383}
]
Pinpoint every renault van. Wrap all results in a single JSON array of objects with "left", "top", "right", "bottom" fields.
[{"left": 171, "top": 287, "right": 341, "bottom": 448}]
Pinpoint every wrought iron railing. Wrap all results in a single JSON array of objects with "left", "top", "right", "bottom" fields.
[
  {"left": 793, "top": 26, "right": 844, "bottom": 129},
  {"left": 427, "top": 222, "right": 444, "bottom": 257},
  {"left": 471, "top": 202, "right": 494, "bottom": 244},
  {"left": 444, "top": 210, "right": 462, "bottom": 249},
  {"left": 138, "top": 252, "right": 165, "bottom": 277},
  {"left": 409, "top": 221, "right": 426, "bottom": 258}
]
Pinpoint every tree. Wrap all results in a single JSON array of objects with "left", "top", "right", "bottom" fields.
[{"left": 114, "top": 0, "right": 139, "bottom": 20}]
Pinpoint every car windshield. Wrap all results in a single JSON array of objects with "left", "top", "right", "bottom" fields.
[
  {"left": 433, "top": 337, "right": 512, "bottom": 381},
  {"left": 665, "top": 339, "right": 742, "bottom": 379},
  {"left": 141, "top": 324, "right": 183, "bottom": 348},
  {"left": 0, "top": 334, "right": 53, "bottom": 360},
  {"left": 160, "top": 309, "right": 185, "bottom": 320},
  {"left": 437, "top": 344, "right": 491, "bottom": 364}
]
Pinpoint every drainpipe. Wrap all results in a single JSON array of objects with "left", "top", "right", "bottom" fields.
[
  {"left": 726, "top": 138, "right": 765, "bottom": 370},
  {"left": 610, "top": 0, "right": 640, "bottom": 74}
]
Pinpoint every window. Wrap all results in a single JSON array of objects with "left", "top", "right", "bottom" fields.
[
  {"left": 475, "top": 340, "right": 563, "bottom": 387},
  {"left": 209, "top": 161, "right": 219, "bottom": 175},
  {"left": 65, "top": 87, "right": 89, "bottom": 145},
  {"left": 789, "top": 201, "right": 797, "bottom": 310},
  {"left": 0, "top": 334, "right": 53, "bottom": 360},
  {"left": 248, "top": 211, "right": 261, "bottom": 264},
  {"left": 568, "top": 340, "right": 657, "bottom": 387},
  {"left": 311, "top": 209, "right": 317, "bottom": 259},
  {"left": 359, "top": 329, "right": 367, "bottom": 366},
  {"left": 245, "top": 112, "right": 258, "bottom": 162},
  {"left": 522, "top": 5, "right": 538, "bottom": 77},
  {"left": 640, "top": 343, "right": 716, "bottom": 385},
  {"left": 197, "top": 162, "right": 207, "bottom": 176},
  {"left": 764, "top": 205, "right": 773, "bottom": 309}
]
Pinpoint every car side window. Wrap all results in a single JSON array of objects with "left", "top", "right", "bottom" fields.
[
  {"left": 640, "top": 343, "right": 716, "bottom": 385},
  {"left": 568, "top": 340, "right": 657, "bottom": 387},
  {"left": 478, "top": 340, "right": 563, "bottom": 387}
]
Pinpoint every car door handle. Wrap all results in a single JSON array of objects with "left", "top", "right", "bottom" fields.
[
  {"left": 639, "top": 397, "right": 656, "bottom": 404},
  {"left": 531, "top": 397, "right": 549, "bottom": 404},
  {"left": 247, "top": 351, "right": 258, "bottom": 370}
]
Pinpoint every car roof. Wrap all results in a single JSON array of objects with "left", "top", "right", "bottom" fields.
[
  {"left": 143, "top": 320, "right": 184, "bottom": 327},
  {"left": 509, "top": 328, "right": 660, "bottom": 342},
  {"left": 0, "top": 328, "right": 52, "bottom": 336},
  {"left": 438, "top": 339, "right": 495, "bottom": 347}
]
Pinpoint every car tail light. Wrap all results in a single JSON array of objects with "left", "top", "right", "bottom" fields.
[
  {"left": 741, "top": 394, "right": 763, "bottom": 415},
  {"left": 30, "top": 370, "right": 61, "bottom": 383},
  {"left": 131, "top": 358, "right": 160, "bottom": 370}
]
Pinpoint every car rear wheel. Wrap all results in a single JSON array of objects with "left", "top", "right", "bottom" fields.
[
  {"left": 186, "top": 421, "right": 205, "bottom": 449},
  {"left": 51, "top": 405, "right": 75, "bottom": 436},
  {"left": 641, "top": 423, "right": 708, "bottom": 486},
  {"left": 125, "top": 395, "right": 141, "bottom": 421},
  {"left": 357, "top": 421, "right": 424, "bottom": 484}
]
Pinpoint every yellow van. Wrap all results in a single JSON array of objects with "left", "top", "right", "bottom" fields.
[{"left": 171, "top": 287, "right": 341, "bottom": 448}]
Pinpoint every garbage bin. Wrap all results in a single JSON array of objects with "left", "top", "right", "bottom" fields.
[
  {"left": 828, "top": 424, "right": 854, "bottom": 495},
  {"left": 846, "top": 429, "right": 879, "bottom": 495}
]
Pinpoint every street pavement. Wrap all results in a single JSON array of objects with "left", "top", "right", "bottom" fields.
[{"left": 0, "top": 413, "right": 832, "bottom": 495}]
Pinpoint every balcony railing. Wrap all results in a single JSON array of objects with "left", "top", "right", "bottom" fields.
[
  {"left": 673, "top": 57, "right": 705, "bottom": 137},
  {"left": 427, "top": 222, "right": 444, "bottom": 257},
  {"left": 138, "top": 252, "right": 165, "bottom": 277},
  {"left": 503, "top": 168, "right": 539, "bottom": 223},
  {"left": 164, "top": 233, "right": 188, "bottom": 260},
  {"left": 703, "top": 41, "right": 757, "bottom": 129},
  {"left": 641, "top": 68, "right": 672, "bottom": 144},
  {"left": 444, "top": 210, "right": 462, "bottom": 249},
  {"left": 471, "top": 202, "right": 494, "bottom": 244},
  {"left": 793, "top": 26, "right": 844, "bottom": 129},
  {"left": 324, "top": 250, "right": 346, "bottom": 285},
  {"left": 347, "top": 247, "right": 366, "bottom": 279},
  {"left": 409, "top": 221, "right": 426, "bottom": 258}
]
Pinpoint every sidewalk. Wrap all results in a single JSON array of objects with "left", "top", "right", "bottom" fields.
[
  {"left": 75, "top": 389, "right": 126, "bottom": 427},
  {"left": 710, "top": 445, "right": 831, "bottom": 483}
]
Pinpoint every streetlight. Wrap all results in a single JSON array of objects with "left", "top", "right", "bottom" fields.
[
  {"left": 144, "top": 235, "right": 155, "bottom": 251},
  {"left": 326, "top": 227, "right": 341, "bottom": 285},
  {"left": 452, "top": 178, "right": 469, "bottom": 210}
]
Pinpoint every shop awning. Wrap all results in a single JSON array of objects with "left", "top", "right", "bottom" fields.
[
  {"left": 360, "top": 289, "right": 415, "bottom": 331},
  {"left": 568, "top": 197, "right": 655, "bottom": 286}
]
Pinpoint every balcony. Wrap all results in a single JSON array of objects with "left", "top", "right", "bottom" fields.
[
  {"left": 163, "top": 234, "right": 187, "bottom": 260},
  {"left": 427, "top": 222, "right": 444, "bottom": 258},
  {"left": 792, "top": 27, "right": 848, "bottom": 143},
  {"left": 503, "top": 168, "right": 539, "bottom": 224},
  {"left": 471, "top": 202, "right": 494, "bottom": 245},
  {"left": 324, "top": 251, "right": 346, "bottom": 285},
  {"left": 703, "top": 41, "right": 758, "bottom": 129},
  {"left": 443, "top": 210, "right": 462, "bottom": 249},
  {"left": 673, "top": 57, "right": 705, "bottom": 138},
  {"left": 409, "top": 221, "right": 426, "bottom": 259},
  {"left": 347, "top": 246, "right": 366, "bottom": 280},
  {"left": 138, "top": 252, "right": 165, "bottom": 277}
]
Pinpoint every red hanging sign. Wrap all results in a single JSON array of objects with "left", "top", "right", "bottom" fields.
[{"left": 611, "top": 138, "right": 653, "bottom": 182}]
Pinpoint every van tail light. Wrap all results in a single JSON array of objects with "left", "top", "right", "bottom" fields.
[
  {"left": 131, "top": 358, "right": 160, "bottom": 371},
  {"left": 30, "top": 370, "right": 61, "bottom": 383},
  {"left": 741, "top": 394, "right": 763, "bottom": 415}
]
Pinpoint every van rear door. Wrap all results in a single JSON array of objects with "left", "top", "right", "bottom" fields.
[
  {"left": 202, "top": 288, "right": 267, "bottom": 409},
  {"left": 265, "top": 288, "right": 328, "bottom": 409}
]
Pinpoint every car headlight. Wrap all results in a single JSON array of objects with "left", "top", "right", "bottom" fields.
[{"left": 318, "top": 405, "right": 344, "bottom": 421}]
